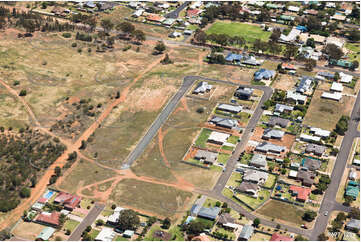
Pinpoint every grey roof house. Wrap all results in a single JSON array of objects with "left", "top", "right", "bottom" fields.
[
  {"left": 193, "top": 81, "right": 212, "bottom": 94},
  {"left": 194, "top": 150, "right": 218, "bottom": 164},
  {"left": 209, "top": 116, "right": 239, "bottom": 130},
  {"left": 275, "top": 103, "right": 294, "bottom": 113},
  {"left": 297, "top": 170, "right": 315, "bottom": 187},
  {"left": 235, "top": 87, "right": 254, "bottom": 100},
  {"left": 235, "top": 182, "right": 259, "bottom": 197},
  {"left": 302, "top": 157, "right": 321, "bottom": 171},
  {"left": 296, "top": 76, "right": 313, "bottom": 94},
  {"left": 238, "top": 225, "right": 254, "bottom": 241},
  {"left": 262, "top": 129, "right": 285, "bottom": 140},
  {"left": 305, "top": 144, "right": 326, "bottom": 156},
  {"left": 267, "top": 117, "right": 290, "bottom": 128},
  {"left": 255, "top": 142, "right": 285, "bottom": 154},
  {"left": 217, "top": 103, "right": 242, "bottom": 114},
  {"left": 198, "top": 206, "right": 221, "bottom": 220},
  {"left": 243, "top": 169, "right": 269, "bottom": 184},
  {"left": 249, "top": 153, "right": 267, "bottom": 168},
  {"left": 345, "top": 219, "right": 360, "bottom": 232},
  {"left": 254, "top": 69, "right": 276, "bottom": 81}
]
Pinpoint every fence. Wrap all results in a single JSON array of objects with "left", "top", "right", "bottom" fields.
[{"left": 180, "top": 160, "right": 210, "bottom": 170}]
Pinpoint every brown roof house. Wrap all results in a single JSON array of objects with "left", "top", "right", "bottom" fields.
[
  {"left": 235, "top": 182, "right": 259, "bottom": 197},
  {"left": 194, "top": 150, "right": 218, "bottom": 165},
  {"left": 296, "top": 170, "right": 315, "bottom": 187}
]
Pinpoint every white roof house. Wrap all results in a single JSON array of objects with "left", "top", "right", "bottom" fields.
[
  {"left": 326, "top": 36, "right": 345, "bottom": 48},
  {"left": 279, "top": 28, "right": 301, "bottom": 43},
  {"left": 326, "top": 2, "right": 336, "bottom": 8},
  {"left": 289, "top": 170, "right": 298, "bottom": 178},
  {"left": 300, "top": 134, "right": 321, "bottom": 142},
  {"left": 340, "top": 72, "right": 353, "bottom": 83},
  {"left": 310, "top": 127, "right": 331, "bottom": 137},
  {"left": 193, "top": 81, "right": 212, "bottom": 94},
  {"left": 287, "top": 91, "right": 307, "bottom": 104},
  {"left": 107, "top": 207, "right": 124, "bottom": 224},
  {"left": 208, "top": 131, "right": 230, "bottom": 144},
  {"left": 287, "top": 6, "right": 300, "bottom": 12},
  {"left": 95, "top": 227, "right": 116, "bottom": 241},
  {"left": 331, "top": 13, "right": 347, "bottom": 21},
  {"left": 331, "top": 82, "right": 344, "bottom": 92},
  {"left": 321, "top": 92, "right": 342, "bottom": 101},
  {"left": 132, "top": 9, "right": 144, "bottom": 17}
]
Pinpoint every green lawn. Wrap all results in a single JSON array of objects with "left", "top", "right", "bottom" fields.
[
  {"left": 240, "top": 153, "right": 253, "bottom": 165},
  {"left": 80, "top": 198, "right": 93, "bottom": 210},
  {"left": 345, "top": 43, "right": 360, "bottom": 62},
  {"left": 206, "top": 21, "right": 271, "bottom": 43},
  {"left": 221, "top": 145, "right": 234, "bottom": 151},
  {"left": 218, "top": 153, "right": 231, "bottom": 165},
  {"left": 235, "top": 190, "right": 270, "bottom": 209},
  {"left": 226, "top": 172, "right": 242, "bottom": 187},
  {"left": 194, "top": 128, "right": 212, "bottom": 148},
  {"left": 263, "top": 174, "right": 277, "bottom": 188},
  {"left": 227, "top": 135, "right": 239, "bottom": 144},
  {"left": 63, "top": 219, "right": 80, "bottom": 233},
  {"left": 89, "top": 229, "right": 100, "bottom": 240},
  {"left": 214, "top": 226, "right": 236, "bottom": 240}
]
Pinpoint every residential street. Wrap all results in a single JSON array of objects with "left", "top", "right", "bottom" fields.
[
  {"left": 164, "top": 1, "right": 189, "bottom": 19},
  {"left": 68, "top": 203, "right": 105, "bottom": 241},
  {"left": 310, "top": 91, "right": 360, "bottom": 240}
]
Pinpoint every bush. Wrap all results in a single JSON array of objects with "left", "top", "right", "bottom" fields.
[
  {"left": 62, "top": 33, "right": 71, "bottom": 38},
  {"left": 19, "top": 89, "right": 27, "bottom": 96},
  {"left": 72, "top": 42, "right": 77, "bottom": 48},
  {"left": 19, "top": 187, "right": 31, "bottom": 198},
  {"left": 196, "top": 107, "right": 204, "bottom": 113},
  {"left": 13, "top": 80, "right": 20, "bottom": 86}
]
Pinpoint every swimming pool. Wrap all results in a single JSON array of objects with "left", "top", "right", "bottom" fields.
[{"left": 43, "top": 190, "right": 54, "bottom": 199}]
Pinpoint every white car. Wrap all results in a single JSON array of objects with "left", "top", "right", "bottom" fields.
[{"left": 324, "top": 211, "right": 328, "bottom": 216}]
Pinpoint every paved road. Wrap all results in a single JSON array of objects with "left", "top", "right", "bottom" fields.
[
  {"left": 164, "top": 1, "right": 189, "bottom": 18},
  {"left": 310, "top": 91, "right": 360, "bottom": 240},
  {"left": 122, "top": 77, "right": 196, "bottom": 168},
  {"left": 68, "top": 203, "right": 105, "bottom": 241}
]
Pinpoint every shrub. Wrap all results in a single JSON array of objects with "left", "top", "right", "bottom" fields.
[
  {"left": 62, "top": 33, "right": 71, "bottom": 38},
  {"left": 19, "top": 90, "right": 27, "bottom": 96}
]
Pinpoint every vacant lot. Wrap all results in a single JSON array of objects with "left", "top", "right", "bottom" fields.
[
  {"left": 13, "top": 221, "right": 47, "bottom": 240},
  {"left": 304, "top": 89, "right": 356, "bottom": 130},
  {"left": 206, "top": 21, "right": 271, "bottom": 43},
  {"left": 58, "top": 160, "right": 117, "bottom": 194},
  {"left": 109, "top": 179, "right": 193, "bottom": 218},
  {"left": 0, "top": 91, "right": 30, "bottom": 129},
  {"left": 256, "top": 200, "right": 305, "bottom": 226},
  {"left": 272, "top": 74, "right": 298, "bottom": 91}
]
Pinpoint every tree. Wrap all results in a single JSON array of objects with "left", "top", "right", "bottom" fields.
[
  {"left": 154, "top": 41, "right": 166, "bottom": 54},
  {"left": 59, "top": 213, "right": 66, "bottom": 225},
  {"left": 348, "top": 207, "right": 360, "bottom": 219},
  {"left": 306, "top": 16, "right": 321, "bottom": 32},
  {"left": 82, "top": 232, "right": 91, "bottom": 241},
  {"left": 148, "top": 216, "right": 157, "bottom": 225},
  {"left": 215, "top": 201, "right": 221, "bottom": 207},
  {"left": 19, "top": 187, "right": 31, "bottom": 198},
  {"left": 302, "top": 210, "right": 317, "bottom": 222},
  {"left": 344, "top": 195, "right": 353, "bottom": 206},
  {"left": 96, "top": 219, "right": 104, "bottom": 226},
  {"left": 116, "top": 21, "right": 135, "bottom": 35},
  {"left": 348, "top": 30, "right": 360, "bottom": 41},
  {"left": 253, "top": 218, "right": 260, "bottom": 227},
  {"left": 162, "top": 217, "right": 171, "bottom": 229},
  {"left": 305, "top": 59, "right": 316, "bottom": 71},
  {"left": 351, "top": 60, "right": 359, "bottom": 71},
  {"left": 318, "top": 233, "right": 329, "bottom": 241},
  {"left": 335, "top": 212, "right": 347, "bottom": 222},
  {"left": 161, "top": 53, "right": 173, "bottom": 65},
  {"left": 295, "top": 235, "right": 308, "bottom": 241},
  {"left": 79, "top": 140, "right": 87, "bottom": 149},
  {"left": 306, "top": 38, "right": 315, "bottom": 48},
  {"left": 132, "top": 30, "right": 145, "bottom": 44},
  {"left": 257, "top": 9, "right": 271, "bottom": 22},
  {"left": 100, "top": 19, "right": 114, "bottom": 33},
  {"left": 185, "top": 221, "right": 205, "bottom": 235},
  {"left": 54, "top": 166, "right": 61, "bottom": 177},
  {"left": 335, "top": 115, "right": 349, "bottom": 135},
  {"left": 323, "top": 43, "right": 344, "bottom": 60},
  {"left": 85, "top": 225, "right": 92, "bottom": 232},
  {"left": 284, "top": 45, "right": 298, "bottom": 59},
  {"left": 19, "top": 89, "right": 27, "bottom": 96},
  {"left": 117, "top": 209, "right": 140, "bottom": 231},
  {"left": 194, "top": 30, "right": 207, "bottom": 44},
  {"left": 270, "top": 28, "right": 281, "bottom": 42}
]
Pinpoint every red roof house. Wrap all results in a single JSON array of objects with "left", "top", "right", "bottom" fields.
[
  {"left": 281, "top": 63, "right": 296, "bottom": 70},
  {"left": 289, "top": 185, "right": 311, "bottom": 202},
  {"left": 187, "top": 9, "right": 201, "bottom": 17},
  {"left": 54, "top": 192, "right": 81, "bottom": 210},
  {"left": 146, "top": 14, "right": 165, "bottom": 22},
  {"left": 35, "top": 212, "right": 60, "bottom": 227},
  {"left": 37, "top": 197, "right": 48, "bottom": 204},
  {"left": 271, "top": 233, "right": 294, "bottom": 241}
]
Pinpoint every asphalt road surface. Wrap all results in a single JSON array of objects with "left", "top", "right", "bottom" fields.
[
  {"left": 68, "top": 203, "right": 105, "bottom": 241},
  {"left": 164, "top": 2, "right": 189, "bottom": 18},
  {"left": 310, "top": 91, "right": 360, "bottom": 240}
]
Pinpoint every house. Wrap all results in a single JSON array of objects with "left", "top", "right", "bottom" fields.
[
  {"left": 128, "top": 2, "right": 140, "bottom": 9},
  {"left": 353, "top": 159, "right": 360, "bottom": 166},
  {"left": 345, "top": 219, "right": 360, "bottom": 232},
  {"left": 254, "top": 69, "right": 276, "bottom": 81},
  {"left": 123, "top": 230, "right": 134, "bottom": 238},
  {"left": 298, "top": 46, "right": 322, "bottom": 60},
  {"left": 193, "top": 81, "right": 212, "bottom": 94},
  {"left": 184, "top": 216, "right": 196, "bottom": 225},
  {"left": 300, "top": 134, "right": 321, "bottom": 142},
  {"left": 198, "top": 206, "right": 221, "bottom": 220},
  {"left": 296, "top": 170, "right": 315, "bottom": 187},
  {"left": 296, "top": 25, "right": 308, "bottom": 32},
  {"left": 225, "top": 53, "right": 243, "bottom": 62},
  {"left": 310, "top": 127, "right": 331, "bottom": 137},
  {"left": 194, "top": 150, "right": 218, "bottom": 164},
  {"left": 32, "top": 202, "right": 45, "bottom": 211},
  {"left": 326, "top": 2, "right": 336, "bottom": 8},
  {"left": 255, "top": 142, "right": 285, "bottom": 154},
  {"left": 286, "top": 91, "right": 307, "bottom": 104},
  {"left": 190, "top": 204, "right": 202, "bottom": 216},
  {"left": 146, "top": 14, "right": 165, "bottom": 22},
  {"left": 329, "top": 59, "right": 353, "bottom": 68},
  {"left": 183, "top": 29, "right": 193, "bottom": 35},
  {"left": 163, "top": 18, "right": 176, "bottom": 26},
  {"left": 281, "top": 63, "right": 296, "bottom": 70},
  {"left": 187, "top": 9, "right": 201, "bottom": 17},
  {"left": 169, "top": 31, "right": 181, "bottom": 38},
  {"left": 280, "top": 15, "right": 295, "bottom": 22},
  {"left": 290, "top": 185, "right": 312, "bottom": 201},
  {"left": 304, "top": 9, "right": 318, "bottom": 15},
  {"left": 275, "top": 104, "right": 294, "bottom": 113},
  {"left": 339, "top": 72, "right": 353, "bottom": 84},
  {"left": 249, "top": 153, "right": 267, "bottom": 168},
  {"left": 321, "top": 92, "right": 342, "bottom": 101},
  {"left": 331, "top": 82, "right": 344, "bottom": 92},
  {"left": 287, "top": 5, "right": 300, "bottom": 12},
  {"left": 317, "top": 71, "right": 335, "bottom": 80},
  {"left": 290, "top": 162, "right": 300, "bottom": 170},
  {"left": 243, "top": 169, "right": 269, "bottom": 184},
  {"left": 349, "top": 169, "right": 357, "bottom": 180},
  {"left": 85, "top": 1, "right": 96, "bottom": 8},
  {"left": 235, "top": 182, "right": 259, "bottom": 197},
  {"left": 301, "top": 157, "right": 321, "bottom": 171},
  {"left": 288, "top": 170, "right": 298, "bottom": 178},
  {"left": 326, "top": 36, "right": 345, "bottom": 49},
  {"left": 331, "top": 13, "right": 347, "bottom": 21},
  {"left": 189, "top": 1, "right": 202, "bottom": 9},
  {"left": 36, "top": 227, "right": 56, "bottom": 241},
  {"left": 217, "top": 103, "right": 242, "bottom": 114},
  {"left": 297, "top": 76, "right": 313, "bottom": 94},
  {"left": 235, "top": 87, "right": 254, "bottom": 100},
  {"left": 345, "top": 181, "right": 359, "bottom": 200},
  {"left": 270, "top": 233, "right": 294, "bottom": 241},
  {"left": 238, "top": 225, "right": 254, "bottom": 241},
  {"left": 217, "top": 213, "right": 239, "bottom": 230},
  {"left": 107, "top": 207, "right": 124, "bottom": 226},
  {"left": 95, "top": 227, "right": 116, "bottom": 241},
  {"left": 242, "top": 56, "right": 262, "bottom": 66},
  {"left": 35, "top": 212, "right": 60, "bottom": 228},
  {"left": 279, "top": 28, "right": 301, "bottom": 43},
  {"left": 309, "top": 34, "right": 326, "bottom": 44},
  {"left": 305, "top": 144, "right": 326, "bottom": 156},
  {"left": 262, "top": 129, "right": 285, "bottom": 140},
  {"left": 209, "top": 116, "right": 239, "bottom": 130},
  {"left": 54, "top": 192, "right": 81, "bottom": 210},
  {"left": 132, "top": 9, "right": 144, "bottom": 17},
  {"left": 208, "top": 131, "right": 230, "bottom": 145},
  {"left": 267, "top": 117, "right": 290, "bottom": 128},
  {"left": 192, "top": 233, "right": 210, "bottom": 241}
]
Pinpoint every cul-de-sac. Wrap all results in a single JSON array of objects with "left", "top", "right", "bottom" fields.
[{"left": 0, "top": 1, "right": 359, "bottom": 241}]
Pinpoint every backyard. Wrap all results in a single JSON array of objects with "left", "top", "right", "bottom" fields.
[{"left": 234, "top": 189, "right": 271, "bottom": 209}]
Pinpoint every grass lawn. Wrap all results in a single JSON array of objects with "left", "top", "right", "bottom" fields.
[
  {"left": 221, "top": 145, "right": 234, "bottom": 151},
  {"left": 89, "top": 229, "right": 101, "bottom": 240},
  {"left": 204, "top": 198, "right": 219, "bottom": 208},
  {"left": 345, "top": 43, "right": 360, "bottom": 62},
  {"left": 240, "top": 153, "right": 253, "bottom": 164},
  {"left": 195, "top": 128, "right": 212, "bottom": 148},
  {"left": 63, "top": 219, "right": 80, "bottom": 233},
  {"left": 257, "top": 200, "right": 305, "bottom": 226},
  {"left": 251, "top": 232, "right": 272, "bottom": 241},
  {"left": 227, "top": 135, "right": 239, "bottom": 144},
  {"left": 263, "top": 174, "right": 277, "bottom": 189},
  {"left": 168, "top": 225, "right": 185, "bottom": 241},
  {"left": 218, "top": 153, "right": 231, "bottom": 165},
  {"left": 223, "top": 187, "right": 234, "bottom": 199},
  {"left": 206, "top": 21, "right": 271, "bottom": 43},
  {"left": 114, "top": 235, "right": 128, "bottom": 241},
  {"left": 214, "top": 226, "right": 236, "bottom": 240},
  {"left": 109, "top": 179, "right": 193, "bottom": 218},
  {"left": 226, "top": 172, "right": 242, "bottom": 187},
  {"left": 235, "top": 190, "right": 270, "bottom": 209},
  {"left": 80, "top": 198, "right": 94, "bottom": 210}
]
